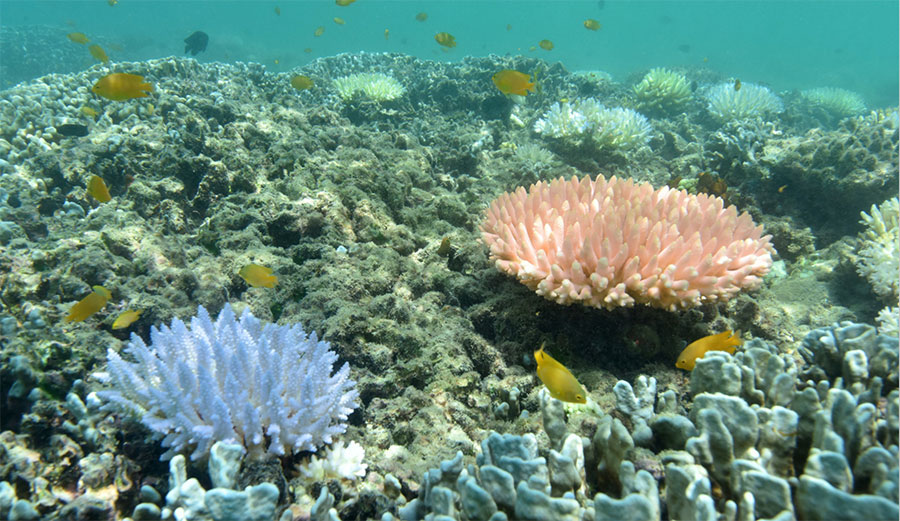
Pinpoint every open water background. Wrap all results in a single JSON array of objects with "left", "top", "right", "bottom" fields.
[{"left": 1, "top": 0, "right": 898, "bottom": 107}]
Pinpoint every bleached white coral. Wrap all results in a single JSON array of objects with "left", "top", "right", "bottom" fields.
[
  {"left": 802, "top": 87, "right": 866, "bottom": 118},
  {"left": 876, "top": 307, "right": 899, "bottom": 337},
  {"left": 533, "top": 101, "right": 589, "bottom": 138},
  {"left": 592, "top": 106, "right": 653, "bottom": 150},
  {"left": 94, "top": 304, "right": 359, "bottom": 461},
  {"left": 333, "top": 72, "right": 406, "bottom": 102},
  {"left": 534, "top": 100, "right": 652, "bottom": 151},
  {"left": 633, "top": 67, "right": 692, "bottom": 114},
  {"left": 298, "top": 440, "right": 367, "bottom": 482},
  {"left": 858, "top": 197, "right": 900, "bottom": 300},
  {"left": 704, "top": 82, "right": 783, "bottom": 121}
]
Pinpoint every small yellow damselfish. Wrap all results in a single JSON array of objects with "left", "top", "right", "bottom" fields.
[
  {"left": 534, "top": 343, "right": 587, "bottom": 403},
  {"left": 676, "top": 330, "right": 742, "bottom": 371}
]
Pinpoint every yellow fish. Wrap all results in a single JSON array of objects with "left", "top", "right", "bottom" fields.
[
  {"left": 584, "top": 19, "right": 602, "bottom": 31},
  {"left": 314, "top": 26, "right": 325, "bottom": 37},
  {"left": 89, "top": 44, "right": 109, "bottom": 63},
  {"left": 81, "top": 106, "right": 99, "bottom": 118},
  {"left": 335, "top": 0, "right": 356, "bottom": 5},
  {"left": 415, "top": 12, "right": 427, "bottom": 22},
  {"left": 333, "top": 17, "right": 345, "bottom": 25},
  {"left": 87, "top": 175, "right": 111, "bottom": 203},
  {"left": 92, "top": 73, "right": 153, "bottom": 101},
  {"left": 676, "top": 331, "right": 742, "bottom": 371},
  {"left": 65, "top": 285, "right": 111, "bottom": 322},
  {"left": 239, "top": 264, "right": 277, "bottom": 288},
  {"left": 112, "top": 309, "right": 142, "bottom": 329},
  {"left": 67, "top": 32, "right": 90, "bottom": 44},
  {"left": 290, "top": 75, "right": 314, "bottom": 91},
  {"left": 492, "top": 70, "right": 535, "bottom": 96},
  {"left": 535, "top": 343, "right": 587, "bottom": 403},
  {"left": 539, "top": 39, "right": 554, "bottom": 51},
  {"left": 434, "top": 32, "right": 456, "bottom": 48}
]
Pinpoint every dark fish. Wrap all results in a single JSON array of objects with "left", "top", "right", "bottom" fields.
[
  {"left": 677, "top": 43, "right": 691, "bottom": 53},
  {"left": 184, "top": 31, "right": 208, "bottom": 55},
  {"left": 57, "top": 123, "right": 89, "bottom": 137}
]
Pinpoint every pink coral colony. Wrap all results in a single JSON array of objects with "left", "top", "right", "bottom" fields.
[{"left": 481, "top": 174, "right": 776, "bottom": 311}]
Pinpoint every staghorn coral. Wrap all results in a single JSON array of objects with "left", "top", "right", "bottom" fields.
[
  {"left": 332, "top": 72, "right": 406, "bottom": 102},
  {"left": 704, "top": 82, "right": 783, "bottom": 122},
  {"left": 802, "top": 87, "right": 866, "bottom": 118},
  {"left": 632, "top": 67, "right": 692, "bottom": 116},
  {"left": 481, "top": 174, "right": 775, "bottom": 311},
  {"left": 94, "top": 304, "right": 359, "bottom": 461}
]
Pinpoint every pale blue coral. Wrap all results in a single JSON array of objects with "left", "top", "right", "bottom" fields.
[
  {"left": 94, "top": 304, "right": 359, "bottom": 461},
  {"left": 704, "top": 82, "right": 783, "bottom": 121}
]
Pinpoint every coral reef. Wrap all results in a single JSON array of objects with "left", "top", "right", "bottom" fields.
[
  {"left": 388, "top": 331, "right": 899, "bottom": 520},
  {"left": 0, "top": 50, "right": 897, "bottom": 521},
  {"left": 94, "top": 304, "right": 359, "bottom": 460},
  {"left": 481, "top": 174, "right": 775, "bottom": 310}
]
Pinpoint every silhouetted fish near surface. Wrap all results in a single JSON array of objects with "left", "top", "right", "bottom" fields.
[{"left": 184, "top": 31, "right": 208, "bottom": 55}]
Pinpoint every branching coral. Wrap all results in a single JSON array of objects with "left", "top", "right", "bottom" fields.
[
  {"left": 857, "top": 196, "right": 899, "bottom": 300},
  {"left": 94, "top": 304, "right": 359, "bottom": 460}
]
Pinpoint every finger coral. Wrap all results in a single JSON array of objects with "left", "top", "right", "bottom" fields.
[
  {"left": 94, "top": 304, "right": 359, "bottom": 461},
  {"left": 481, "top": 175, "right": 776, "bottom": 310}
]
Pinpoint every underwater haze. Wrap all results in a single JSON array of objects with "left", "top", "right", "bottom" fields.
[
  {"left": 1, "top": 0, "right": 898, "bottom": 105},
  {"left": 1, "top": 1, "right": 899, "bottom": 521}
]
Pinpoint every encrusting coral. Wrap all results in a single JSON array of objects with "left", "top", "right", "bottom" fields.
[{"left": 481, "top": 174, "right": 776, "bottom": 311}]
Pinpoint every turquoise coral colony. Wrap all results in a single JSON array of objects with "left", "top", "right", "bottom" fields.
[{"left": 0, "top": 25, "right": 898, "bottom": 521}]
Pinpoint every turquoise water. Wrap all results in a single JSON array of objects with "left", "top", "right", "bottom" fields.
[{"left": 2, "top": 0, "right": 898, "bottom": 106}]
